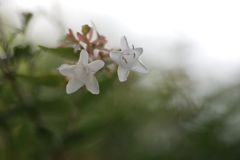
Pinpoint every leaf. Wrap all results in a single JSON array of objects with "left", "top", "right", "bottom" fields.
[
  {"left": 38, "top": 45, "right": 80, "bottom": 61},
  {"left": 80, "top": 72, "right": 118, "bottom": 106},
  {"left": 17, "top": 74, "right": 65, "bottom": 87},
  {"left": 12, "top": 118, "right": 37, "bottom": 151},
  {"left": 13, "top": 45, "right": 32, "bottom": 59}
]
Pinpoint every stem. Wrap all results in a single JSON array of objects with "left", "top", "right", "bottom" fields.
[
  {"left": 10, "top": 80, "right": 26, "bottom": 105},
  {"left": 0, "top": 59, "right": 6, "bottom": 74},
  {"left": 0, "top": 15, "right": 26, "bottom": 106},
  {"left": 0, "top": 16, "right": 8, "bottom": 60}
]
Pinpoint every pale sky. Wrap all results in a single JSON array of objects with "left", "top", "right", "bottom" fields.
[{"left": 1, "top": 0, "right": 240, "bottom": 86}]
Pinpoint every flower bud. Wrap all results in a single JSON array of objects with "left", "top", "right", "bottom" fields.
[{"left": 81, "top": 24, "right": 91, "bottom": 36}]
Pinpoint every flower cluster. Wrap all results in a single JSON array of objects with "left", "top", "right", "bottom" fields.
[
  {"left": 58, "top": 25, "right": 148, "bottom": 94},
  {"left": 59, "top": 25, "right": 108, "bottom": 55}
]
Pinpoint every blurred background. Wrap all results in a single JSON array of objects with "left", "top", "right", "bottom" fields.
[{"left": 1, "top": 0, "right": 240, "bottom": 160}]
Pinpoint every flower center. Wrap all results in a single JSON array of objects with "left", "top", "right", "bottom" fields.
[
  {"left": 120, "top": 52, "right": 136, "bottom": 67},
  {"left": 74, "top": 65, "right": 90, "bottom": 82}
]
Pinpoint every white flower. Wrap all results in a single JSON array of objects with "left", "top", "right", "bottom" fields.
[
  {"left": 59, "top": 50, "right": 104, "bottom": 94},
  {"left": 110, "top": 36, "right": 148, "bottom": 82}
]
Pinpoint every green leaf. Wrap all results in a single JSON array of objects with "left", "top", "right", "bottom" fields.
[
  {"left": 38, "top": 45, "right": 79, "bottom": 61},
  {"left": 80, "top": 72, "right": 118, "bottom": 107},
  {"left": 13, "top": 45, "right": 32, "bottom": 59},
  {"left": 17, "top": 74, "right": 65, "bottom": 87}
]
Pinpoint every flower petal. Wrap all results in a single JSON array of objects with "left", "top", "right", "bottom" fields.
[
  {"left": 131, "top": 61, "right": 148, "bottom": 73},
  {"left": 74, "top": 43, "right": 80, "bottom": 53},
  {"left": 59, "top": 64, "right": 76, "bottom": 76},
  {"left": 109, "top": 51, "right": 121, "bottom": 65},
  {"left": 87, "top": 60, "right": 105, "bottom": 74},
  {"left": 91, "top": 35, "right": 107, "bottom": 44},
  {"left": 67, "top": 29, "right": 75, "bottom": 40},
  {"left": 120, "top": 36, "right": 130, "bottom": 51},
  {"left": 77, "top": 32, "right": 88, "bottom": 43},
  {"left": 66, "top": 77, "right": 84, "bottom": 94},
  {"left": 118, "top": 65, "right": 130, "bottom": 82},
  {"left": 77, "top": 50, "right": 89, "bottom": 65},
  {"left": 133, "top": 48, "right": 143, "bottom": 58},
  {"left": 88, "top": 28, "right": 93, "bottom": 41},
  {"left": 85, "top": 76, "right": 100, "bottom": 94},
  {"left": 69, "top": 28, "right": 74, "bottom": 37}
]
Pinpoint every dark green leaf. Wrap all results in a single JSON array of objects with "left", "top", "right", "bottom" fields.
[
  {"left": 13, "top": 45, "right": 32, "bottom": 59},
  {"left": 80, "top": 72, "right": 117, "bottom": 107},
  {"left": 17, "top": 74, "right": 65, "bottom": 87},
  {"left": 38, "top": 45, "right": 79, "bottom": 61}
]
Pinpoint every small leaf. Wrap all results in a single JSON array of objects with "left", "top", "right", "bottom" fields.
[{"left": 38, "top": 45, "right": 80, "bottom": 61}]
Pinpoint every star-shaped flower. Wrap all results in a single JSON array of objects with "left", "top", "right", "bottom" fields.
[
  {"left": 59, "top": 50, "right": 104, "bottom": 94},
  {"left": 110, "top": 36, "right": 148, "bottom": 82}
]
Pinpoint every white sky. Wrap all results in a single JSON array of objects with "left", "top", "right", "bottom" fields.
[{"left": 1, "top": 0, "right": 240, "bottom": 86}]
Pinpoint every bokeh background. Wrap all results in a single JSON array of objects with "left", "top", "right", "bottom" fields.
[{"left": 1, "top": 0, "right": 240, "bottom": 160}]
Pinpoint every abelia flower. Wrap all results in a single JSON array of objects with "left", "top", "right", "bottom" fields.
[
  {"left": 110, "top": 36, "right": 148, "bottom": 82},
  {"left": 59, "top": 50, "right": 104, "bottom": 94}
]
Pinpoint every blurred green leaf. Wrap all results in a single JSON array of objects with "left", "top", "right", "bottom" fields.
[
  {"left": 38, "top": 45, "right": 79, "bottom": 61},
  {"left": 17, "top": 74, "right": 65, "bottom": 87},
  {"left": 13, "top": 45, "right": 32, "bottom": 60},
  {"left": 80, "top": 73, "right": 117, "bottom": 107},
  {"left": 36, "top": 126, "right": 56, "bottom": 145},
  {"left": 12, "top": 118, "right": 37, "bottom": 151}
]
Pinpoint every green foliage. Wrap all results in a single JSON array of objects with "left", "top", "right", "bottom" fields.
[
  {"left": 38, "top": 45, "right": 80, "bottom": 61},
  {"left": 14, "top": 45, "right": 32, "bottom": 60},
  {"left": 17, "top": 74, "right": 65, "bottom": 87},
  {"left": 1, "top": 11, "right": 240, "bottom": 160}
]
